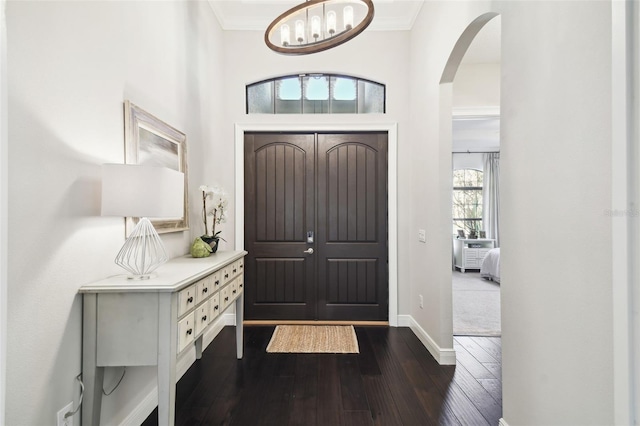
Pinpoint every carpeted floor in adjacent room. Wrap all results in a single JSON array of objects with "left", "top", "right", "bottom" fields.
[{"left": 452, "top": 270, "right": 501, "bottom": 336}]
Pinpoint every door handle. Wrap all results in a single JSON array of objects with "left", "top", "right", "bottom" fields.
[{"left": 303, "top": 248, "right": 314, "bottom": 254}]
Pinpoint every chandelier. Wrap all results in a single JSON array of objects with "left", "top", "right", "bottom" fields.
[{"left": 264, "top": 0, "right": 375, "bottom": 55}]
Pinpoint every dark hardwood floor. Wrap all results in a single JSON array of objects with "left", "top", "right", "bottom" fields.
[{"left": 142, "top": 326, "right": 502, "bottom": 426}]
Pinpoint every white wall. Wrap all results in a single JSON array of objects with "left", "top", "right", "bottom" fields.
[
  {"left": 0, "top": 0, "right": 6, "bottom": 422},
  {"left": 453, "top": 62, "right": 500, "bottom": 109},
  {"left": 6, "top": 1, "right": 225, "bottom": 424},
  {"left": 410, "top": 0, "right": 616, "bottom": 424},
  {"left": 407, "top": 0, "right": 496, "bottom": 358},
  {"left": 499, "top": 1, "right": 613, "bottom": 423}
]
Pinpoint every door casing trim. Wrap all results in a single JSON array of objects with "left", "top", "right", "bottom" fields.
[{"left": 235, "top": 123, "right": 398, "bottom": 326}]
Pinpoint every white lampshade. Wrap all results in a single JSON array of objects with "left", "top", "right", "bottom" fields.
[
  {"left": 311, "top": 15, "right": 321, "bottom": 39},
  {"left": 295, "top": 19, "right": 305, "bottom": 43},
  {"left": 326, "top": 10, "right": 337, "bottom": 35},
  {"left": 101, "top": 164, "right": 184, "bottom": 219},
  {"left": 343, "top": 5, "right": 354, "bottom": 30},
  {"left": 280, "top": 24, "right": 290, "bottom": 46},
  {"left": 101, "top": 164, "right": 184, "bottom": 279}
]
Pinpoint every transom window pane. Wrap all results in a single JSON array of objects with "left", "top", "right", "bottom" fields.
[
  {"left": 333, "top": 77, "right": 356, "bottom": 101},
  {"left": 247, "top": 81, "right": 273, "bottom": 114},
  {"left": 360, "top": 80, "right": 384, "bottom": 113},
  {"left": 277, "top": 77, "right": 301, "bottom": 100},
  {"left": 247, "top": 73, "right": 385, "bottom": 114},
  {"left": 304, "top": 76, "right": 329, "bottom": 100}
]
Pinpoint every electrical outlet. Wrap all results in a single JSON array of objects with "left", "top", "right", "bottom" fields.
[
  {"left": 419, "top": 294, "right": 424, "bottom": 309},
  {"left": 57, "top": 402, "right": 74, "bottom": 426},
  {"left": 418, "top": 229, "right": 426, "bottom": 243}
]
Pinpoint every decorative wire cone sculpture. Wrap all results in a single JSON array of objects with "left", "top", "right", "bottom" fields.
[{"left": 115, "top": 217, "right": 168, "bottom": 279}]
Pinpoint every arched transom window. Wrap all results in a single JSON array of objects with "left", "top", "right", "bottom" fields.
[{"left": 246, "top": 73, "right": 385, "bottom": 114}]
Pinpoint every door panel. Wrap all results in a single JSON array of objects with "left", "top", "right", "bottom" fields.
[
  {"left": 317, "top": 133, "right": 388, "bottom": 320},
  {"left": 244, "top": 132, "right": 387, "bottom": 321},
  {"left": 244, "top": 133, "right": 316, "bottom": 319}
]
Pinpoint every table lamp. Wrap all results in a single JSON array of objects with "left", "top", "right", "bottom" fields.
[{"left": 101, "top": 164, "right": 184, "bottom": 279}]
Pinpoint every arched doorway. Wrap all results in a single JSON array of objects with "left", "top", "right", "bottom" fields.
[
  {"left": 439, "top": 9, "right": 503, "bottom": 415},
  {"left": 446, "top": 16, "right": 501, "bottom": 338}
]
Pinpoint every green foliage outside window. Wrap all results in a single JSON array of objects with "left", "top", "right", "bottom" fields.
[{"left": 453, "top": 169, "right": 483, "bottom": 236}]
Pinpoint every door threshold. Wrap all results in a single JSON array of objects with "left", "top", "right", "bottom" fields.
[{"left": 244, "top": 320, "right": 389, "bottom": 326}]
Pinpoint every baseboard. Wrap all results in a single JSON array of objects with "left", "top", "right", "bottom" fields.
[
  {"left": 397, "top": 314, "right": 412, "bottom": 327},
  {"left": 408, "top": 316, "right": 456, "bottom": 365},
  {"left": 498, "top": 418, "right": 509, "bottom": 426},
  {"left": 244, "top": 319, "right": 389, "bottom": 326},
  {"left": 119, "top": 314, "right": 232, "bottom": 426}
]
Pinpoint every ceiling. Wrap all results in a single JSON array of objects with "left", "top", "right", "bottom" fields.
[
  {"left": 208, "top": 0, "right": 500, "bottom": 63},
  {"left": 208, "top": 0, "right": 426, "bottom": 31}
]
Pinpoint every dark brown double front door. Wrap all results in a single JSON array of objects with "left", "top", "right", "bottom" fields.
[{"left": 244, "top": 132, "right": 388, "bottom": 321}]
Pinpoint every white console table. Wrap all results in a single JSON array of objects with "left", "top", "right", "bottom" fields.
[
  {"left": 453, "top": 238, "right": 496, "bottom": 272},
  {"left": 79, "top": 250, "right": 247, "bottom": 426}
]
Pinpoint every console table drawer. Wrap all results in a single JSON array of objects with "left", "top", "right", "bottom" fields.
[
  {"left": 177, "top": 312, "right": 195, "bottom": 354},
  {"left": 211, "top": 270, "right": 222, "bottom": 291},
  {"left": 210, "top": 293, "right": 220, "bottom": 320},
  {"left": 220, "top": 285, "right": 231, "bottom": 311},
  {"left": 196, "top": 277, "right": 212, "bottom": 305},
  {"left": 194, "top": 300, "right": 211, "bottom": 337},
  {"left": 178, "top": 285, "right": 196, "bottom": 317},
  {"left": 221, "top": 265, "right": 232, "bottom": 285}
]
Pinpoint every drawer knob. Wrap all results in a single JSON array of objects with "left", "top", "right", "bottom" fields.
[
  {"left": 187, "top": 296, "right": 193, "bottom": 303},
  {"left": 203, "top": 288, "right": 208, "bottom": 293},
  {"left": 186, "top": 328, "right": 193, "bottom": 335},
  {"left": 215, "top": 280, "right": 220, "bottom": 285},
  {"left": 224, "top": 297, "right": 229, "bottom": 301},
  {"left": 233, "top": 290, "right": 237, "bottom": 294},
  {"left": 214, "top": 305, "right": 219, "bottom": 310},
  {"left": 202, "top": 315, "right": 207, "bottom": 321},
  {"left": 233, "top": 268, "right": 237, "bottom": 273},
  {"left": 225, "top": 274, "right": 229, "bottom": 279}
]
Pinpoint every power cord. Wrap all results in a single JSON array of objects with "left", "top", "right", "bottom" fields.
[
  {"left": 60, "top": 366, "right": 126, "bottom": 420},
  {"left": 64, "top": 374, "right": 84, "bottom": 419},
  {"left": 103, "top": 367, "right": 127, "bottom": 396}
]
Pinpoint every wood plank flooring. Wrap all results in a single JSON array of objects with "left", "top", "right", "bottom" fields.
[{"left": 142, "top": 326, "right": 502, "bottom": 426}]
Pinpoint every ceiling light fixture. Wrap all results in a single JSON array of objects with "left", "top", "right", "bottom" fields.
[{"left": 265, "top": 0, "right": 374, "bottom": 55}]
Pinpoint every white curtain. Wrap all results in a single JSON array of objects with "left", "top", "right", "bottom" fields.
[{"left": 483, "top": 153, "right": 500, "bottom": 247}]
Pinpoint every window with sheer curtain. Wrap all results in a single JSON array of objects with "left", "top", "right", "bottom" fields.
[
  {"left": 246, "top": 73, "right": 385, "bottom": 114},
  {"left": 452, "top": 169, "right": 483, "bottom": 236}
]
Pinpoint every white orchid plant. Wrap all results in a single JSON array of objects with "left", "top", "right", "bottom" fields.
[{"left": 199, "top": 184, "right": 228, "bottom": 241}]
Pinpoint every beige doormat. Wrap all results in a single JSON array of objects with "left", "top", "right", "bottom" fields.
[{"left": 266, "top": 325, "right": 359, "bottom": 353}]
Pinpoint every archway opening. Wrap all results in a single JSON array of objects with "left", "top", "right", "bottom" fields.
[{"left": 439, "top": 8, "right": 502, "bottom": 404}]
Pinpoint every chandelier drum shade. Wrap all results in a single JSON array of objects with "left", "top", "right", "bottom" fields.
[{"left": 265, "top": 0, "right": 374, "bottom": 55}]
